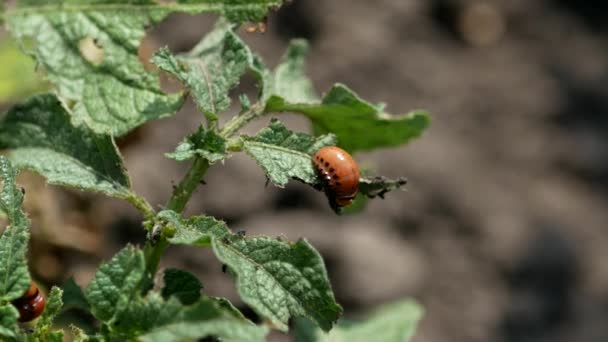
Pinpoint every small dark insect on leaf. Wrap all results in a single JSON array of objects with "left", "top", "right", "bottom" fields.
[
  {"left": 236, "top": 230, "right": 246, "bottom": 237},
  {"left": 20, "top": 187, "right": 25, "bottom": 195},
  {"left": 200, "top": 179, "right": 207, "bottom": 185},
  {"left": 221, "top": 264, "right": 227, "bottom": 273}
]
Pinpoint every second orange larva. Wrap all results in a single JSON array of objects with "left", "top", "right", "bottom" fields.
[
  {"left": 313, "top": 146, "right": 360, "bottom": 208},
  {"left": 12, "top": 282, "right": 45, "bottom": 322}
]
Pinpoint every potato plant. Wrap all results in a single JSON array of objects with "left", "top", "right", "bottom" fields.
[{"left": 0, "top": 1, "right": 429, "bottom": 341}]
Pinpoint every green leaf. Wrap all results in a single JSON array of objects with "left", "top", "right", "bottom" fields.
[
  {"left": 359, "top": 176, "right": 407, "bottom": 199},
  {"left": 6, "top": 1, "right": 285, "bottom": 135},
  {"left": 110, "top": 292, "right": 183, "bottom": 340},
  {"left": 139, "top": 297, "right": 268, "bottom": 342},
  {"left": 109, "top": 293, "right": 265, "bottom": 342},
  {"left": 266, "top": 84, "right": 430, "bottom": 153},
  {"left": 153, "top": 19, "right": 253, "bottom": 119},
  {"left": 0, "top": 157, "right": 31, "bottom": 302},
  {"left": 267, "top": 39, "right": 318, "bottom": 104},
  {"left": 212, "top": 236, "right": 342, "bottom": 332},
  {"left": 159, "top": 210, "right": 231, "bottom": 247},
  {"left": 0, "top": 304, "right": 19, "bottom": 339},
  {"left": 166, "top": 126, "right": 227, "bottom": 164},
  {"left": 253, "top": 40, "right": 428, "bottom": 153},
  {"left": 37, "top": 286, "right": 63, "bottom": 329},
  {"left": 242, "top": 118, "right": 336, "bottom": 187},
  {"left": 161, "top": 268, "right": 202, "bottom": 305},
  {"left": 44, "top": 331, "right": 65, "bottom": 342},
  {"left": 85, "top": 245, "right": 145, "bottom": 323},
  {"left": 296, "top": 299, "right": 423, "bottom": 342},
  {"left": 7, "top": 3, "right": 180, "bottom": 135},
  {"left": 162, "top": 209, "right": 341, "bottom": 332},
  {"left": 61, "top": 278, "right": 90, "bottom": 311},
  {"left": 0, "top": 94, "right": 132, "bottom": 199}
]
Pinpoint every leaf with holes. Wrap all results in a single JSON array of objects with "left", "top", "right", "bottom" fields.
[
  {"left": 6, "top": 0, "right": 286, "bottom": 135},
  {"left": 251, "top": 41, "right": 429, "bottom": 153},
  {"left": 266, "top": 84, "right": 430, "bottom": 153},
  {"left": 153, "top": 19, "right": 253, "bottom": 121},
  {"left": 242, "top": 119, "right": 336, "bottom": 187}
]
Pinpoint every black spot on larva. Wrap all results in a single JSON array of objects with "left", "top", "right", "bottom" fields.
[
  {"left": 333, "top": 175, "right": 339, "bottom": 179},
  {"left": 320, "top": 158, "right": 324, "bottom": 162},
  {"left": 329, "top": 168, "right": 335, "bottom": 173},
  {"left": 324, "top": 162, "right": 329, "bottom": 167}
]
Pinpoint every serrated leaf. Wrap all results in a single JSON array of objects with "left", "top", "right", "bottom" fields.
[
  {"left": 297, "top": 299, "right": 423, "bottom": 342},
  {"left": 110, "top": 292, "right": 183, "bottom": 340},
  {"left": 6, "top": 3, "right": 180, "bottom": 135},
  {"left": 61, "top": 278, "right": 90, "bottom": 311},
  {"left": 159, "top": 210, "right": 231, "bottom": 247},
  {"left": 166, "top": 126, "right": 227, "bottom": 163},
  {"left": 6, "top": 1, "right": 286, "bottom": 135},
  {"left": 37, "top": 287, "right": 63, "bottom": 328},
  {"left": 266, "top": 84, "right": 430, "bottom": 153},
  {"left": 0, "top": 304, "right": 19, "bottom": 338},
  {"left": 268, "top": 39, "right": 318, "bottom": 104},
  {"left": 0, "top": 94, "right": 133, "bottom": 199},
  {"left": 242, "top": 119, "right": 336, "bottom": 187},
  {"left": 85, "top": 245, "right": 145, "bottom": 323},
  {"left": 0, "top": 157, "right": 31, "bottom": 302},
  {"left": 254, "top": 40, "right": 428, "bottom": 153},
  {"left": 153, "top": 19, "right": 253, "bottom": 118},
  {"left": 161, "top": 210, "right": 341, "bottom": 332},
  {"left": 139, "top": 297, "right": 268, "bottom": 342},
  {"left": 212, "top": 236, "right": 342, "bottom": 332},
  {"left": 161, "top": 268, "right": 202, "bottom": 305},
  {"left": 359, "top": 176, "right": 407, "bottom": 199}
]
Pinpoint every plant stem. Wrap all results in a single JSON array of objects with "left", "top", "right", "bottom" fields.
[
  {"left": 166, "top": 157, "right": 210, "bottom": 213},
  {"left": 220, "top": 102, "right": 266, "bottom": 138},
  {"left": 142, "top": 101, "right": 265, "bottom": 288},
  {"left": 125, "top": 193, "right": 156, "bottom": 221},
  {"left": 143, "top": 156, "right": 210, "bottom": 287}
]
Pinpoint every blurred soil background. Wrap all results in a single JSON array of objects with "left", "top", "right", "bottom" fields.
[{"left": 3, "top": 0, "right": 608, "bottom": 341}]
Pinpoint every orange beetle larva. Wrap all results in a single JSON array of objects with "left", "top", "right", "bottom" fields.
[
  {"left": 12, "top": 282, "right": 45, "bottom": 322},
  {"left": 313, "top": 146, "right": 360, "bottom": 210}
]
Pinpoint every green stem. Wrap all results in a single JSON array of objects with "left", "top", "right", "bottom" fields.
[
  {"left": 220, "top": 102, "right": 266, "bottom": 138},
  {"left": 143, "top": 157, "right": 210, "bottom": 288},
  {"left": 125, "top": 193, "right": 155, "bottom": 221},
  {"left": 142, "top": 101, "right": 265, "bottom": 289},
  {"left": 166, "top": 157, "right": 210, "bottom": 213}
]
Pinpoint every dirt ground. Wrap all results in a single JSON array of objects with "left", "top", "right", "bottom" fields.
[{"left": 15, "top": 0, "right": 608, "bottom": 341}]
